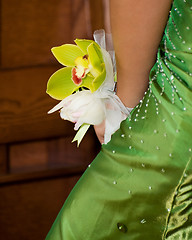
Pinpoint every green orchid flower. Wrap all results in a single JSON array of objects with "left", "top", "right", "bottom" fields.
[{"left": 46, "top": 39, "right": 106, "bottom": 100}]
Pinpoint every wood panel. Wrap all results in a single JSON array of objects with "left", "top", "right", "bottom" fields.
[
  {"left": 0, "top": 175, "right": 81, "bottom": 240},
  {"left": 9, "top": 130, "right": 99, "bottom": 172},
  {"left": 0, "top": 0, "right": 95, "bottom": 144},
  {"left": 0, "top": 65, "right": 77, "bottom": 143},
  {"left": 72, "top": 0, "right": 89, "bottom": 39},
  {"left": 88, "top": 0, "right": 105, "bottom": 33},
  {"left": 0, "top": 1, "right": 104, "bottom": 239},
  {"left": 1, "top": 0, "right": 72, "bottom": 69},
  {"left": 0, "top": 144, "right": 8, "bottom": 174}
]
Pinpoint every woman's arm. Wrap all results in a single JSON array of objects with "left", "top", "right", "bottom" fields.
[
  {"left": 110, "top": 0, "right": 172, "bottom": 107},
  {"left": 94, "top": 0, "right": 172, "bottom": 143}
]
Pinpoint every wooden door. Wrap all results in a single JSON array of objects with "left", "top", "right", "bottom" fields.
[{"left": 0, "top": 0, "right": 105, "bottom": 239}]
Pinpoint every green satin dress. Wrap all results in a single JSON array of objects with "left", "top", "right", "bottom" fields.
[{"left": 46, "top": 1, "right": 192, "bottom": 239}]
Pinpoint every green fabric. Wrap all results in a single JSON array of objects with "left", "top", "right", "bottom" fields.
[{"left": 45, "top": 1, "right": 192, "bottom": 239}]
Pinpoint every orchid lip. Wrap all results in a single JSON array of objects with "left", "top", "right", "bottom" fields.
[{"left": 72, "top": 68, "right": 83, "bottom": 85}]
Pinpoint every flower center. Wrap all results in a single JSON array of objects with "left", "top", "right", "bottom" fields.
[{"left": 71, "top": 55, "right": 90, "bottom": 85}]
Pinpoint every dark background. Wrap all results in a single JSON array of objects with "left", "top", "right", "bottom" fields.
[{"left": 0, "top": 0, "right": 108, "bottom": 239}]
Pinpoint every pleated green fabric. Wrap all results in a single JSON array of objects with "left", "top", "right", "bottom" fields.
[{"left": 45, "top": 1, "right": 192, "bottom": 239}]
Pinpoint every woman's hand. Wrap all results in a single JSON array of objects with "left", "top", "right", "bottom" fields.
[{"left": 94, "top": 120, "right": 105, "bottom": 144}]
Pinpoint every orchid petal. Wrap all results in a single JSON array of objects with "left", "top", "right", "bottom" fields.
[
  {"left": 92, "top": 63, "right": 106, "bottom": 91},
  {"left": 47, "top": 67, "right": 79, "bottom": 100},
  {"left": 51, "top": 44, "right": 84, "bottom": 67},
  {"left": 48, "top": 99, "right": 65, "bottom": 114},
  {"left": 76, "top": 97, "right": 105, "bottom": 128},
  {"left": 87, "top": 42, "right": 103, "bottom": 75},
  {"left": 74, "top": 56, "right": 89, "bottom": 68},
  {"left": 81, "top": 74, "right": 95, "bottom": 91},
  {"left": 54, "top": 90, "right": 105, "bottom": 128},
  {"left": 74, "top": 39, "right": 93, "bottom": 54}
]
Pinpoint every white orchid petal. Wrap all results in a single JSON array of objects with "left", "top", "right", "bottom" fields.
[
  {"left": 78, "top": 99, "right": 105, "bottom": 125},
  {"left": 74, "top": 96, "right": 105, "bottom": 129},
  {"left": 48, "top": 99, "right": 66, "bottom": 114},
  {"left": 51, "top": 90, "right": 105, "bottom": 130}
]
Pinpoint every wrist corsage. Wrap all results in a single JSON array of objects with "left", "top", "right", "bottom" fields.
[{"left": 47, "top": 30, "right": 132, "bottom": 146}]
